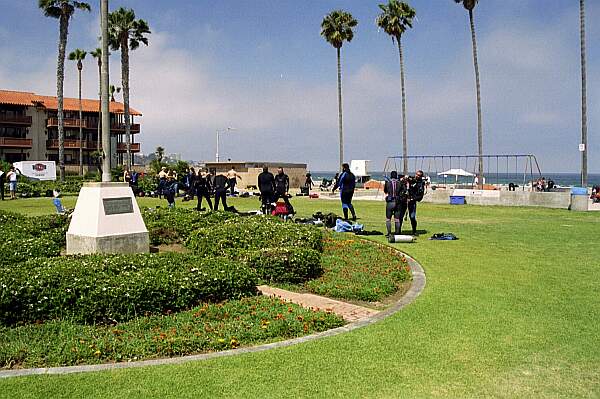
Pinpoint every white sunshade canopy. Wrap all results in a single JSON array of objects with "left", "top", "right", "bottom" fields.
[{"left": 437, "top": 168, "right": 475, "bottom": 177}]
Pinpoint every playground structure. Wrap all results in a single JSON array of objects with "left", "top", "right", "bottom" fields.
[{"left": 382, "top": 154, "right": 542, "bottom": 189}]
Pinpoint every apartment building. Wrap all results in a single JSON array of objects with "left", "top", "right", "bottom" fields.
[{"left": 0, "top": 89, "right": 142, "bottom": 171}]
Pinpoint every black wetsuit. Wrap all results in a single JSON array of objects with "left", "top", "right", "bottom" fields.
[
  {"left": 384, "top": 178, "right": 407, "bottom": 235},
  {"left": 399, "top": 177, "right": 425, "bottom": 235},
  {"left": 213, "top": 175, "right": 230, "bottom": 211},
  {"left": 194, "top": 173, "right": 213, "bottom": 211},
  {"left": 0, "top": 171, "right": 4, "bottom": 201},
  {"left": 274, "top": 172, "right": 292, "bottom": 210},
  {"left": 258, "top": 171, "right": 275, "bottom": 212}
]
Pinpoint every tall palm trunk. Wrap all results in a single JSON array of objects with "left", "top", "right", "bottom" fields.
[
  {"left": 78, "top": 63, "right": 83, "bottom": 176},
  {"left": 336, "top": 47, "right": 343, "bottom": 171},
  {"left": 398, "top": 36, "right": 408, "bottom": 176},
  {"left": 469, "top": 9, "right": 484, "bottom": 188},
  {"left": 57, "top": 13, "right": 69, "bottom": 182},
  {"left": 97, "top": 60, "right": 102, "bottom": 152},
  {"left": 580, "top": 0, "right": 588, "bottom": 187},
  {"left": 121, "top": 38, "right": 131, "bottom": 171}
]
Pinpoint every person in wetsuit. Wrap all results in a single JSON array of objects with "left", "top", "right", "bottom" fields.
[
  {"left": 213, "top": 172, "right": 230, "bottom": 211},
  {"left": 383, "top": 170, "right": 407, "bottom": 237},
  {"left": 257, "top": 166, "right": 275, "bottom": 214},
  {"left": 274, "top": 167, "right": 293, "bottom": 212},
  {"left": 399, "top": 170, "right": 426, "bottom": 235},
  {"left": 332, "top": 163, "right": 357, "bottom": 221},
  {"left": 194, "top": 168, "right": 213, "bottom": 211}
]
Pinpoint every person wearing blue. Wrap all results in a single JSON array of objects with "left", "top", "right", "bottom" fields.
[{"left": 332, "top": 163, "right": 356, "bottom": 221}]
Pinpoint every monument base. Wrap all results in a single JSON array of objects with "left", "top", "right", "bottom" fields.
[
  {"left": 67, "top": 232, "right": 149, "bottom": 254},
  {"left": 66, "top": 182, "right": 149, "bottom": 255}
]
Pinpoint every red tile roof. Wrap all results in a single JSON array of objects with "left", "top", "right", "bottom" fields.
[{"left": 0, "top": 89, "right": 142, "bottom": 116}]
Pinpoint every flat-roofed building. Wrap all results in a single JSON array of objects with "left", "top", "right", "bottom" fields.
[
  {"left": 0, "top": 89, "right": 142, "bottom": 171},
  {"left": 204, "top": 161, "right": 308, "bottom": 190}
]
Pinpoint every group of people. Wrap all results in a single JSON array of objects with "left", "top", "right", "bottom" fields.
[
  {"left": 0, "top": 165, "right": 20, "bottom": 200},
  {"left": 257, "top": 166, "right": 293, "bottom": 215},
  {"left": 533, "top": 177, "right": 555, "bottom": 192},
  {"left": 156, "top": 166, "right": 242, "bottom": 211},
  {"left": 383, "top": 169, "right": 426, "bottom": 237}
]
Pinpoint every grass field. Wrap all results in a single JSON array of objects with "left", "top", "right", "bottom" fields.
[{"left": 1, "top": 195, "right": 599, "bottom": 398}]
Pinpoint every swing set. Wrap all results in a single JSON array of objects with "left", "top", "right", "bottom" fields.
[{"left": 382, "top": 154, "right": 542, "bottom": 190}]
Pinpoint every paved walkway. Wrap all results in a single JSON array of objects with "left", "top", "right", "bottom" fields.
[{"left": 258, "top": 285, "right": 379, "bottom": 322}]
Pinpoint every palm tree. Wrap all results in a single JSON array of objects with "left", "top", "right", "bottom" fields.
[
  {"left": 580, "top": 0, "right": 588, "bottom": 187},
  {"left": 454, "top": 0, "right": 484, "bottom": 188},
  {"left": 68, "top": 48, "right": 86, "bottom": 176},
  {"left": 90, "top": 47, "right": 102, "bottom": 151},
  {"left": 108, "top": 7, "right": 150, "bottom": 171},
  {"left": 376, "top": 1, "right": 416, "bottom": 176},
  {"left": 321, "top": 10, "right": 358, "bottom": 170},
  {"left": 39, "top": 0, "right": 91, "bottom": 182},
  {"left": 109, "top": 85, "right": 121, "bottom": 102}
]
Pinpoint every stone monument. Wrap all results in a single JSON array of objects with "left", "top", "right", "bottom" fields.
[{"left": 66, "top": 182, "right": 149, "bottom": 254}]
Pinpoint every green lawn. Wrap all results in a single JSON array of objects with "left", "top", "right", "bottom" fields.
[{"left": 1, "top": 195, "right": 599, "bottom": 398}]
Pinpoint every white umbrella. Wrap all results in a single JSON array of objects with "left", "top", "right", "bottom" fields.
[{"left": 437, "top": 168, "right": 475, "bottom": 183}]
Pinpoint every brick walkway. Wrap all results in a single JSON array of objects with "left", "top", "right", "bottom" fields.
[{"left": 258, "top": 285, "right": 379, "bottom": 322}]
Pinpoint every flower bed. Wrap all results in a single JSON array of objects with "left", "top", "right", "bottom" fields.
[{"left": 0, "top": 296, "right": 343, "bottom": 368}]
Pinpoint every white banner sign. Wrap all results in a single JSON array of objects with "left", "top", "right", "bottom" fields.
[
  {"left": 13, "top": 161, "right": 57, "bottom": 181},
  {"left": 579, "top": 143, "right": 586, "bottom": 152}
]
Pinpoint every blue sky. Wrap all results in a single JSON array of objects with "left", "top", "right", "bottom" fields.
[{"left": 0, "top": 1, "right": 598, "bottom": 172}]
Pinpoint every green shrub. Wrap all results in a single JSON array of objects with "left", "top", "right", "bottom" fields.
[
  {"left": 0, "top": 237, "right": 61, "bottom": 268},
  {"left": 239, "top": 247, "right": 323, "bottom": 283},
  {"left": 142, "top": 207, "right": 239, "bottom": 245},
  {"left": 0, "top": 211, "right": 67, "bottom": 265},
  {"left": 0, "top": 253, "right": 259, "bottom": 326},
  {"left": 185, "top": 216, "right": 323, "bottom": 256}
]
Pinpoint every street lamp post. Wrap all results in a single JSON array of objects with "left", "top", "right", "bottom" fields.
[{"left": 215, "top": 127, "right": 235, "bottom": 162}]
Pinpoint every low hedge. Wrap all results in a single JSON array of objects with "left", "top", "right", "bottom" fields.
[
  {"left": 238, "top": 247, "right": 323, "bottom": 283},
  {"left": 185, "top": 216, "right": 323, "bottom": 256},
  {"left": 0, "top": 253, "right": 258, "bottom": 326},
  {"left": 142, "top": 207, "right": 239, "bottom": 245},
  {"left": 0, "top": 211, "right": 68, "bottom": 266},
  {"left": 0, "top": 237, "right": 61, "bottom": 268}
]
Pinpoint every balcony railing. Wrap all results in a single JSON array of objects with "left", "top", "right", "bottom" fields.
[
  {"left": 47, "top": 139, "right": 140, "bottom": 152},
  {"left": 0, "top": 137, "right": 32, "bottom": 148},
  {"left": 47, "top": 139, "right": 97, "bottom": 149},
  {"left": 116, "top": 143, "right": 141, "bottom": 152},
  {"left": 46, "top": 118, "right": 140, "bottom": 133},
  {"left": 47, "top": 117, "right": 88, "bottom": 128},
  {"left": 0, "top": 114, "right": 32, "bottom": 125}
]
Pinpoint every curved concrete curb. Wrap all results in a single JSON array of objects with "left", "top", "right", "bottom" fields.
[{"left": 0, "top": 252, "right": 425, "bottom": 379}]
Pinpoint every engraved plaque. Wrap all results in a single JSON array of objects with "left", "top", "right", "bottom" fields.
[{"left": 103, "top": 197, "right": 134, "bottom": 215}]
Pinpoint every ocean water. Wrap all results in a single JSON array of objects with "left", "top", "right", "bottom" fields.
[{"left": 311, "top": 172, "right": 600, "bottom": 188}]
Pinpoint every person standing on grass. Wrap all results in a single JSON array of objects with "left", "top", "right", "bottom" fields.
[
  {"left": 332, "top": 163, "right": 356, "bottom": 221},
  {"left": 399, "top": 169, "right": 425, "bottom": 235},
  {"left": 257, "top": 166, "right": 275, "bottom": 214},
  {"left": 226, "top": 166, "right": 241, "bottom": 196},
  {"left": 213, "top": 172, "right": 230, "bottom": 211},
  {"left": 274, "top": 167, "right": 293, "bottom": 212},
  {"left": 384, "top": 171, "right": 406, "bottom": 237},
  {"left": 6, "top": 166, "right": 19, "bottom": 200},
  {"left": 0, "top": 165, "right": 5, "bottom": 201},
  {"left": 194, "top": 168, "right": 213, "bottom": 211}
]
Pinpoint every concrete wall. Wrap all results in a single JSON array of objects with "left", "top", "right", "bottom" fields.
[{"left": 422, "top": 189, "right": 572, "bottom": 209}]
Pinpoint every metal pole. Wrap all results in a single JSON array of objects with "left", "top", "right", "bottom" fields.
[
  {"left": 100, "top": 0, "right": 111, "bottom": 182},
  {"left": 580, "top": 0, "right": 588, "bottom": 187},
  {"left": 215, "top": 130, "right": 219, "bottom": 162}
]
